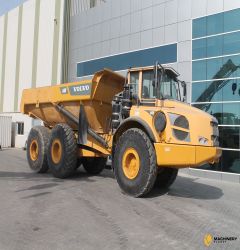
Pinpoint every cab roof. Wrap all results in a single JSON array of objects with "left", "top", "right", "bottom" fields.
[{"left": 128, "top": 65, "right": 180, "bottom": 78}]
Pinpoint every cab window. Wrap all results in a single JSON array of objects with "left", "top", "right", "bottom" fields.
[
  {"left": 160, "top": 73, "right": 178, "bottom": 100},
  {"left": 129, "top": 71, "right": 139, "bottom": 96},
  {"left": 142, "top": 70, "right": 156, "bottom": 99}
]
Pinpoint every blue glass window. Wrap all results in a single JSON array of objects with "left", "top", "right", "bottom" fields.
[
  {"left": 193, "top": 32, "right": 240, "bottom": 60},
  {"left": 192, "top": 81, "right": 223, "bottom": 103},
  {"left": 192, "top": 9, "right": 240, "bottom": 175},
  {"left": 77, "top": 44, "right": 177, "bottom": 77},
  {"left": 219, "top": 127, "right": 240, "bottom": 151},
  {"left": 192, "top": 39, "right": 206, "bottom": 59},
  {"left": 193, "top": 80, "right": 240, "bottom": 103},
  {"left": 205, "top": 81, "right": 223, "bottom": 102},
  {"left": 224, "top": 8, "right": 240, "bottom": 33},
  {"left": 222, "top": 55, "right": 240, "bottom": 78},
  {"left": 193, "top": 8, "right": 240, "bottom": 39},
  {"left": 220, "top": 149, "right": 240, "bottom": 173},
  {"left": 192, "top": 17, "right": 206, "bottom": 39},
  {"left": 222, "top": 79, "right": 240, "bottom": 102},
  {"left": 192, "top": 60, "right": 207, "bottom": 81},
  {"left": 207, "top": 35, "right": 223, "bottom": 58},
  {"left": 222, "top": 103, "right": 240, "bottom": 125},
  {"left": 223, "top": 31, "right": 240, "bottom": 55},
  {"left": 207, "top": 57, "right": 223, "bottom": 80},
  {"left": 207, "top": 13, "right": 224, "bottom": 36},
  {"left": 192, "top": 82, "right": 207, "bottom": 102}
]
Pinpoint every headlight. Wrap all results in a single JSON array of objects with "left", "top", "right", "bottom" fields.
[
  {"left": 168, "top": 113, "right": 190, "bottom": 142},
  {"left": 169, "top": 113, "right": 189, "bottom": 129},
  {"left": 154, "top": 112, "right": 166, "bottom": 133},
  {"left": 173, "top": 129, "right": 190, "bottom": 141}
]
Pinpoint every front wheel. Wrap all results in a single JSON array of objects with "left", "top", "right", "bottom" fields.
[
  {"left": 155, "top": 168, "right": 178, "bottom": 189},
  {"left": 113, "top": 128, "right": 157, "bottom": 197}
]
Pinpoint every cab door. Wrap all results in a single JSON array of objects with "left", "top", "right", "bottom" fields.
[
  {"left": 140, "top": 69, "right": 157, "bottom": 105},
  {"left": 128, "top": 70, "right": 141, "bottom": 100}
]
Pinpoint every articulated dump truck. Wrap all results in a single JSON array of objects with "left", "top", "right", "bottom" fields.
[{"left": 21, "top": 64, "right": 222, "bottom": 197}]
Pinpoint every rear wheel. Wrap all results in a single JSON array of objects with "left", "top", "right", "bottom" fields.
[
  {"left": 27, "top": 126, "right": 50, "bottom": 173},
  {"left": 47, "top": 124, "right": 77, "bottom": 178},
  {"left": 82, "top": 157, "right": 107, "bottom": 175},
  {"left": 113, "top": 128, "right": 157, "bottom": 197},
  {"left": 155, "top": 168, "right": 178, "bottom": 189}
]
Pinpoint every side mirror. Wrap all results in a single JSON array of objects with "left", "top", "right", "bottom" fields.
[
  {"left": 181, "top": 81, "right": 187, "bottom": 101},
  {"left": 153, "top": 61, "right": 158, "bottom": 88},
  {"left": 152, "top": 79, "right": 156, "bottom": 87}
]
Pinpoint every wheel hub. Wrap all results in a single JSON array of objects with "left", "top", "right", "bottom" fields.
[
  {"left": 122, "top": 148, "right": 140, "bottom": 179},
  {"left": 30, "top": 140, "right": 39, "bottom": 161},
  {"left": 51, "top": 139, "right": 62, "bottom": 164}
]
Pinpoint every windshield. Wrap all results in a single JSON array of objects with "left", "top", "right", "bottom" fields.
[
  {"left": 160, "top": 72, "right": 179, "bottom": 100},
  {"left": 141, "top": 70, "right": 180, "bottom": 101}
]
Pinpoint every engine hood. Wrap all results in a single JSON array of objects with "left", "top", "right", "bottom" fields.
[{"left": 159, "top": 100, "right": 219, "bottom": 147}]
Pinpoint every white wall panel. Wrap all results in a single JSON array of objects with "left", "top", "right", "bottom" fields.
[
  {"left": 0, "top": 116, "right": 12, "bottom": 148},
  {"left": 2, "top": 112, "right": 34, "bottom": 148},
  {"left": 18, "top": 0, "right": 35, "bottom": 108},
  {"left": 35, "top": 0, "right": 55, "bottom": 87},
  {"left": 0, "top": 16, "right": 4, "bottom": 102},
  {"left": 3, "top": 8, "right": 19, "bottom": 112},
  {"left": 56, "top": 0, "right": 65, "bottom": 84},
  {"left": 224, "top": 0, "right": 240, "bottom": 11}
]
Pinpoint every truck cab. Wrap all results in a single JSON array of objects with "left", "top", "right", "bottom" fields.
[
  {"left": 128, "top": 65, "right": 184, "bottom": 104},
  {"left": 112, "top": 64, "right": 221, "bottom": 169}
]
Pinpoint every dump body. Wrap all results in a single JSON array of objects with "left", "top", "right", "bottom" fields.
[{"left": 21, "top": 69, "right": 125, "bottom": 134}]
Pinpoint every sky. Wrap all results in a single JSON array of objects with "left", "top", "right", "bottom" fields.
[{"left": 0, "top": 0, "right": 28, "bottom": 16}]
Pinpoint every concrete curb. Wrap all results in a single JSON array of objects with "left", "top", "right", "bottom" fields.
[{"left": 180, "top": 168, "right": 240, "bottom": 184}]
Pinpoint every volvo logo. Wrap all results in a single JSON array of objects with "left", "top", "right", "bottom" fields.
[{"left": 69, "top": 83, "right": 92, "bottom": 96}]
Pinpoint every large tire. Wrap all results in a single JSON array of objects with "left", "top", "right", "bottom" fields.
[
  {"left": 155, "top": 168, "right": 178, "bottom": 189},
  {"left": 47, "top": 124, "right": 77, "bottom": 178},
  {"left": 113, "top": 128, "right": 157, "bottom": 197},
  {"left": 27, "top": 126, "right": 50, "bottom": 173},
  {"left": 82, "top": 157, "right": 107, "bottom": 175}
]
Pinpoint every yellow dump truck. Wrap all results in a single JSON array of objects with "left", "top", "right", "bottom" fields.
[{"left": 21, "top": 63, "right": 221, "bottom": 197}]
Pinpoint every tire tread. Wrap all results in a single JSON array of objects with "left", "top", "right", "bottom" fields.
[{"left": 114, "top": 128, "right": 157, "bottom": 197}]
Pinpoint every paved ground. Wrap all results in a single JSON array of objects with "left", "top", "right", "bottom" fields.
[{"left": 0, "top": 149, "right": 239, "bottom": 250}]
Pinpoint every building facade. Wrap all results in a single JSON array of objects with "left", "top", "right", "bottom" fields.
[
  {"left": 0, "top": 0, "right": 239, "bottom": 175},
  {"left": 192, "top": 9, "right": 240, "bottom": 173},
  {"left": 68, "top": 0, "right": 240, "bottom": 174},
  {"left": 0, "top": 0, "right": 65, "bottom": 147}
]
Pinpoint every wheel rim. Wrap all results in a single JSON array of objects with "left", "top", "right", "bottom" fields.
[
  {"left": 122, "top": 148, "right": 140, "bottom": 179},
  {"left": 30, "top": 140, "right": 39, "bottom": 161},
  {"left": 51, "top": 139, "right": 62, "bottom": 164}
]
